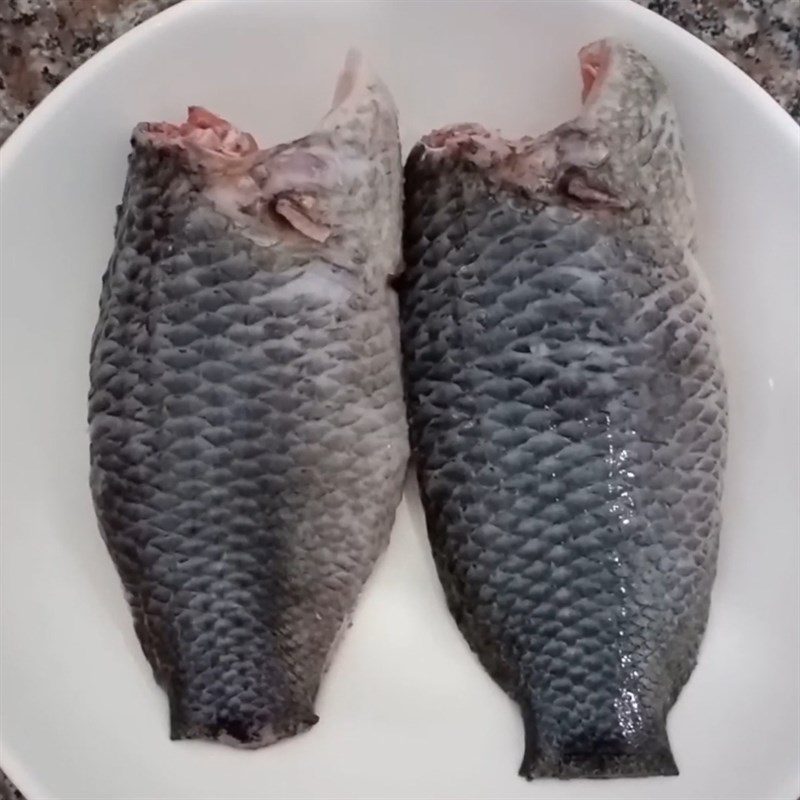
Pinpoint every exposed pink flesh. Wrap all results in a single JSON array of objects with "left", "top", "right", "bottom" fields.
[
  {"left": 142, "top": 106, "right": 259, "bottom": 173},
  {"left": 579, "top": 40, "right": 612, "bottom": 104}
]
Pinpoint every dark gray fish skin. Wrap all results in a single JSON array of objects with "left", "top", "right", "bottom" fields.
[
  {"left": 89, "top": 54, "right": 408, "bottom": 748},
  {"left": 399, "top": 39, "right": 727, "bottom": 779}
]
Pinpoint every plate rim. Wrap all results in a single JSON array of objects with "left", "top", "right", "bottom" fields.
[
  {"left": 1, "top": 1, "right": 798, "bottom": 798},
  {"left": 0, "top": 0, "right": 798, "bottom": 176}
]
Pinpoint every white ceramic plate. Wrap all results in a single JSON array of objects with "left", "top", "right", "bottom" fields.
[{"left": 1, "top": 1, "right": 798, "bottom": 798}]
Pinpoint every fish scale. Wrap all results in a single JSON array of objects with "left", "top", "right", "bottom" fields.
[{"left": 400, "top": 40, "right": 726, "bottom": 779}]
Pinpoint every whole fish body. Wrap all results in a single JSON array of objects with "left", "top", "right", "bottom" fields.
[
  {"left": 89, "top": 52, "right": 408, "bottom": 747},
  {"left": 400, "top": 40, "right": 727, "bottom": 779}
]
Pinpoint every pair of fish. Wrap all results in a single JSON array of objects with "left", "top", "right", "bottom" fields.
[{"left": 89, "top": 40, "right": 727, "bottom": 779}]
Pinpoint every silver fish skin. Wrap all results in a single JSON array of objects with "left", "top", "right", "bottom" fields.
[
  {"left": 399, "top": 39, "right": 727, "bottom": 779},
  {"left": 89, "top": 52, "right": 408, "bottom": 748}
]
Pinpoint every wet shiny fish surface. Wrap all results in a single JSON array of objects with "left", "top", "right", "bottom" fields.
[
  {"left": 88, "top": 53, "right": 408, "bottom": 748},
  {"left": 399, "top": 40, "right": 727, "bottom": 779}
]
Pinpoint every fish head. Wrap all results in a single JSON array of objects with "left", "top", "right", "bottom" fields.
[
  {"left": 411, "top": 40, "right": 694, "bottom": 249},
  {"left": 133, "top": 50, "right": 402, "bottom": 283},
  {"left": 565, "top": 38, "right": 696, "bottom": 248},
  {"left": 578, "top": 39, "right": 669, "bottom": 138}
]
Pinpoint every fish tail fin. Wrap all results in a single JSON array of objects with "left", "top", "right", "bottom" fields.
[
  {"left": 519, "top": 705, "right": 543, "bottom": 778},
  {"left": 519, "top": 705, "right": 678, "bottom": 779},
  {"left": 167, "top": 684, "right": 318, "bottom": 749}
]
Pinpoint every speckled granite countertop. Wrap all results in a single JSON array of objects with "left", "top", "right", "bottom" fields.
[{"left": 0, "top": 0, "right": 797, "bottom": 797}]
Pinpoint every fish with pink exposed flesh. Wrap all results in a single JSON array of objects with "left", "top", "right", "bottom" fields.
[{"left": 88, "top": 51, "right": 408, "bottom": 747}]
